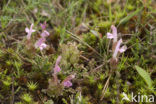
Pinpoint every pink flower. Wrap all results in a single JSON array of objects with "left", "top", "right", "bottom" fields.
[
  {"left": 41, "top": 30, "right": 50, "bottom": 38},
  {"left": 54, "top": 56, "right": 62, "bottom": 74},
  {"left": 113, "top": 39, "right": 127, "bottom": 60},
  {"left": 40, "top": 22, "right": 46, "bottom": 30},
  {"left": 54, "top": 65, "right": 61, "bottom": 74},
  {"left": 52, "top": 56, "right": 75, "bottom": 88},
  {"left": 34, "top": 38, "right": 47, "bottom": 51},
  {"left": 63, "top": 81, "right": 72, "bottom": 87},
  {"left": 34, "top": 38, "right": 45, "bottom": 48},
  {"left": 39, "top": 43, "right": 47, "bottom": 51},
  {"left": 62, "top": 74, "right": 75, "bottom": 88},
  {"left": 25, "top": 24, "right": 36, "bottom": 40},
  {"left": 107, "top": 25, "right": 117, "bottom": 43}
]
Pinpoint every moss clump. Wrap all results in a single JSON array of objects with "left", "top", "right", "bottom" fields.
[{"left": 60, "top": 42, "right": 80, "bottom": 71}]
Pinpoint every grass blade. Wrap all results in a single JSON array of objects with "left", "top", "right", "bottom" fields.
[{"left": 118, "top": 7, "right": 143, "bottom": 26}]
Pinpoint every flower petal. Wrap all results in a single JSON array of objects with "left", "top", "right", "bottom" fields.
[
  {"left": 111, "top": 25, "right": 117, "bottom": 35},
  {"left": 53, "top": 56, "right": 62, "bottom": 74},
  {"left": 39, "top": 43, "right": 47, "bottom": 51},
  {"left": 41, "top": 30, "right": 50, "bottom": 38},
  {"left": 34, "top": 38, "right": 46, "bottom": 48},
  {"left": 39, "top": 46, "right": 43, "bottom": 51},
  {"left": 30, "top": 24, "right": 34, "bottom": 30},
  {"left": 40, "top": 22, "right": 46, "bottom": 30},
  {"left": 119, "top": 45, "right": 127, "bottom": 53},
  {"left": 107, "top": 33, "right": 114, "bottom": 39},
  {"left": 111, "top": 25, "right": 117, "bottom": 42},
  {"left": 63, "top": 81, "right": 72, "bottom": 87},
  {"left": 113, "top": 39, "right": 122, "bottom": 59},
  {"left": 54, "top": 65, "right": 61, "bottom": 74},
  {"left": 25, "top": 24, "right": 36, "bottom": 40},
  {"left": 40, "top": 43, "right": 47, "bottom": 48},
  {"left": 32, "top": 29, "right": 36, "bottom": 32},
  {"left": 25, "top": 27, "right": 29, "bottom": 33}
]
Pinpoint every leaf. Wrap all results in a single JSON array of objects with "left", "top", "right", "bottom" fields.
[
  {"left": 118, "top": 7, "right": 143, "bottom": 25},
  {"left": 135, "top": 65, "right": 153, "bottom": 88}
]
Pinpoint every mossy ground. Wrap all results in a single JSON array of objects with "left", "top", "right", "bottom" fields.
[{"left": 0, "top": 0, "right": 156, "bottom": 104}]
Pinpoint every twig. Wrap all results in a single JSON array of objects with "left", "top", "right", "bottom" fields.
[
  {"left": 80, "top": 55, "right": 89, "bottom": 61},
  {"left": 100, "top": 73, "right": 112, "bottom": 100},
  {"left": 93, "top": 63, "right": 104, "bottom": 70}
]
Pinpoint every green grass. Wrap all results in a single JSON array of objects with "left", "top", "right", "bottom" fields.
[{"left": 0, "top": 0, "right": 156, "bottom": 104}]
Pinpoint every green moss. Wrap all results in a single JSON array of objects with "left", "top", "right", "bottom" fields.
[
  {"left": 60, "top": 42, "right": 80, "bottom": 71},
  {"left": 21, "top": 93, "right": 33, "bottom": 103},
  {"left": 83, "top": 33, "right": 97, "bottom": 46},
  {"left": 98, "top": 21, "right": 112, "bottom": 29},
  {"left": 127, "top": 4, "right": 135, "bottom": 11}
]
